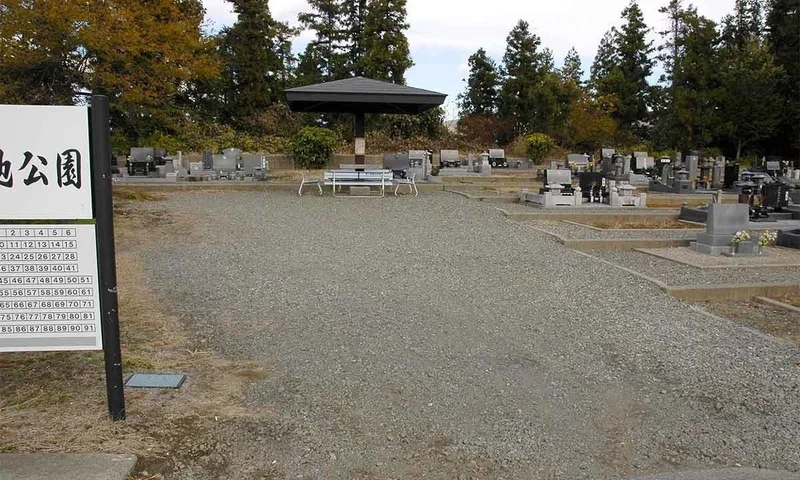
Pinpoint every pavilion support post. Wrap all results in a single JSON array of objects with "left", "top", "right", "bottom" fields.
[{"left": 354, "top": 112, "right": 365, "bottom": 164}]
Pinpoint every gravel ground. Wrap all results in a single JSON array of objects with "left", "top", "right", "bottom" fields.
[
  {"left": 591, "top": 250, "right": 800, "bottom": 286},
  {"left": 141, "top": 191, "right": 800, "bottom": 479},
  {"left": 526, "top": 220, "right": 700, "bottom": 240}
]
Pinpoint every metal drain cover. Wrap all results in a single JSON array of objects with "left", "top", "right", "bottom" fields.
[{"left": 125, "top": 373, "right": 186, "bottom": 389}]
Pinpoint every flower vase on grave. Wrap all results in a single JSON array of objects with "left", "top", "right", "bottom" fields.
[
  {"left": 731, "top": 244, "right": 737, "bottom": 255},
  {"left": 758, "top": 244, "right": 763, "bottom": 255}
]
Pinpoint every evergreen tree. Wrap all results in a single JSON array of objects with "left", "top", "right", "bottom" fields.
[
  {"left": 613, "top": 1, "right": 655, "bottom": 135},
  {"left": 720, "top": 37, "right": 784, "bottom": 159},
  {"left": 721, "top": 0, "right": 765, "bottom": 48},
  {"left": 362, "top": 0, "right": 413, "bottom": 83},
  {"left": 343, "top": 0, "right": 369, "bottom": 76},
  {"left": 219, "top": 0, "right": 296, "bottom": 131},
  {"left": 457, "top": 48, "right": 500, "bottom": 116},
  {"left": 766, "top": 0, "right": 800, "bottom": 158},
  {"left": 590, "top": 29, "right": 619, "bottom": 86},
  {"left": 561, "top": 47, "right": 584, "bottom": 85},
  {"left": 498, "top": 20, "right": 549, "bottom": 135},
  {"left": 297, "top": 0, "right": 348, "bottom": 82},
  {"left": 653, "top": 5, "right": 722, "bottom": 150}
]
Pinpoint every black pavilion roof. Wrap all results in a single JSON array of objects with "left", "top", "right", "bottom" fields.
[{"left": 285, "top": 77, "right": 446, "bottom": 114}]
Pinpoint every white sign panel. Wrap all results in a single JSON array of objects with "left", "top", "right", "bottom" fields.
[
  {"left": 354, "top": 137, "right": 366, "bottom": 156},
  {"left": 0, "top": 224, "right": 102, "bottom": 351},
  {"left": 0, "top": 105, "right": 92, "bottom": 220}
]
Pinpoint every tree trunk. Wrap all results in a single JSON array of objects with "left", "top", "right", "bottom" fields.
[{"left": 736, "top": 139, "right": 742, "bottom": 161}]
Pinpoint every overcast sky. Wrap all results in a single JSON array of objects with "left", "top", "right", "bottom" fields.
[{"left": 202, "top": 0, "right": 736, "bottom": 119}]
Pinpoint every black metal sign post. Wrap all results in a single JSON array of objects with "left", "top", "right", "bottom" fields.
[{"left": 90, "top": 95, "right": 126, "bottom": 421}]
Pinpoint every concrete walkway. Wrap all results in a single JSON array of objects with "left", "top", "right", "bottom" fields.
[
  {"left": 0, "top": 454, "right": 136, "bottom": 480},
  {"left": 624, "top": 468, "right": 800, "bottom": 480}
]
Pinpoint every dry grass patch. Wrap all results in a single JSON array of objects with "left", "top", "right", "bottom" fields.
[
  {"left": 700, "top": 300, "right": 800, "bottom": 346},
  {"left": 113, "top": 189, "right": 168, "bottom": 202},
  {"left": 268, "top": 168, "right": 327, "bottom": 182},
  {"left": 582, "top": 218, "right": 700, "bottom": 230},
  {"left": 777, "top": 294, "right": 800, "bottom": 308}
]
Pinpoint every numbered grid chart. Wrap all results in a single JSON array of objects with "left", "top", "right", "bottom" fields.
[{"left": 0, "top": 224, "right": 102, "bottom": 352}]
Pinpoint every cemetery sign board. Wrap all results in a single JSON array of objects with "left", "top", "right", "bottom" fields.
[{"left": 0, "top": 105, "right": 102, "bottom": 352}]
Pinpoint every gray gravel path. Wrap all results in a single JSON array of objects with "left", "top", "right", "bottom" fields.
[
  {"left": 591, "top": 250, "right": 800, "bottom": 286},
  {"left": 142, "top": 192, "right": 800, "bottom": 479}
]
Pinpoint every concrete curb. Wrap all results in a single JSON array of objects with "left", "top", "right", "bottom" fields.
[
  {"left": 667, "top": 283, "right": 800, "bottom": 302},
  {"left": 621, "top": 467, "right": 800, "bottom": 480},
  {"left": 755, "top": 296, "right": 800, "bottom": 314},
  {"left": 0, "top": 453, "right": 137, "bottom": 480}
]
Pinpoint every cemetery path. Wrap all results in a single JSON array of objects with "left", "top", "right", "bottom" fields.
[{"left": 143, "top": 191, "right": 800, "bottom": 480}]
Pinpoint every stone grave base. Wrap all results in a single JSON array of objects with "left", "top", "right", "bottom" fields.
[
  {"left": 778, "top": 229, "right": 800, "bottom": 249},
  {"left": 638, "top": 246, "right": 800, "bottom": 269}
]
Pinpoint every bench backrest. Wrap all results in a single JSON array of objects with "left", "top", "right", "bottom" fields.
[{"left": 324, "top": 171, "right": 391, "bottom": 181}]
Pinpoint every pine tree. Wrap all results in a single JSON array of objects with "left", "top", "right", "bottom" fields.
[
  {"left": 720, "top": 37, "right": 784, "bottom": 159},
  {"left": 298, "top": 0, "right": 348, "bottom": 82},
  {"left": 614, "top": 1, "right": 655, "bottom": 135},
  {"left": 721, "top": 0, "right": 765, "bottom": 49},
  {"left": 766, "top": 0, "right": 800, "bottom": 158},
  {"left": 590, "top": 29, "right": 619, "bottom": 86},
  {"left": 362, "top": 0, "right": 413, "bottom": 83},
  {"left": 218, "top": 0, "right": 296, "bottom": 131},
  {"left": 498, "top": 20, "right": 548, "bottom": 135},
  {"left": 561, "top": 47, "right": 584, "bottom": 85},
  {"left": 343, "top": 0, "right": 369, "bottom": 76},
  {"left": 653, "top": 5, "right": 722, "bottom": 150},
  {"left": 457, "top": 48, "right": 500, "bottom": 116}
]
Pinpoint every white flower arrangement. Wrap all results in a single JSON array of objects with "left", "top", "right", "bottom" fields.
[
  {"left": 731, "top": 230, "right": 751, "bottom": 245},
  {"left": 758, "top": 231, "right": 777, "bottom": 247}
]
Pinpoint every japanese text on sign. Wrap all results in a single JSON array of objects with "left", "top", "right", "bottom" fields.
[{"left": 0, "top": 105, "right": 92, "bottom": 220}]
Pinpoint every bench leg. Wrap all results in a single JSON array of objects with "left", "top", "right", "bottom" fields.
[
  {"left": 298, "top": 182, "right": 304, "bottom": 196},
  {"left": 317, "top": 182, "right": 323, "bottom": 195}
]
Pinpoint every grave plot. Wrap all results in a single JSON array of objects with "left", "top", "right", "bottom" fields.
[
  {"left": 510, "top": 203, "right": 800, "bottom": 347},
  {"left": 637, "top": 246, "right": 800, "bottom": 269},
  {"left": 522, "top": 218, "right": 698, "bottom": 242}
]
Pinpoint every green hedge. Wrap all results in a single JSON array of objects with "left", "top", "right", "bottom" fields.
[{"left": 291, "top": 127, "right": 340, "bottom": 169}]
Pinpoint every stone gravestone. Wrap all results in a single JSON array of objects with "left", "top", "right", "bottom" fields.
[
  {"left": 686, "top": 155, "right": 699, "bottom": 183},
  {"left": 690, "top": 204, "right": 754, "bottom": 256}
]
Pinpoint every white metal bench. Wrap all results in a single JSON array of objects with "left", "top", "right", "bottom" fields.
[
  {"left": 394, "top": 172, "right": 418, "bottom": 196},
  {"left": 298, "top": 170, "right": 323, "bottom": 196},
  {"left": 323, "top": 169, "right": 393, "bottom": 197}
]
